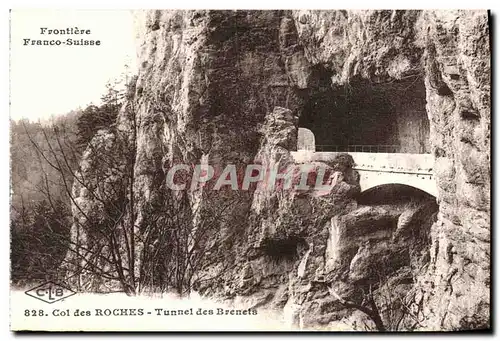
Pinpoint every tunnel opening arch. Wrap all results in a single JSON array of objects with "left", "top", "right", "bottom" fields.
[{"left": 295, "top": 66, "right": 431, "bottom": 154}]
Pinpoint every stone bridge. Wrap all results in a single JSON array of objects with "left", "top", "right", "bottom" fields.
[{"left": 291, "top": 150, "right": 436, "bottom": 197}]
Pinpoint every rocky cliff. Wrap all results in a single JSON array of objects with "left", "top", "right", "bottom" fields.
[{"left": 65, "top": 10, "right": 490, "bottom": 331}]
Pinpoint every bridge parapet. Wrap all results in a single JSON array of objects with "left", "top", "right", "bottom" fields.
[
  {"left": 291, "top": 151, "right": 433, "bottom": 173},
  {"left": 291, "top": 151, "right": 437, "bottom": 196}
]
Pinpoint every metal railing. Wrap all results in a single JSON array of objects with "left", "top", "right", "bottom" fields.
[{"left": 314, "top": 145, "right": 401, "bottom": 153}]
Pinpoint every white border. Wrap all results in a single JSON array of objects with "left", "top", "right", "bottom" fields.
[{"left": 2, "top": 1, "right": 498, "bottom": 340}]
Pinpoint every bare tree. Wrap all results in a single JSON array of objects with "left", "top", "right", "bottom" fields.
[
  {"left": 139, "top": 186, "right": 246, "bottom": 296},
  {"left": 328, "top": 284, "right": 386, "bottom": 331},
  {"left": 328, "top": 267, "right": 427, "bottom": 331},
  {"left": 19, "top": 111, "right": 244, "bottom": 296}
]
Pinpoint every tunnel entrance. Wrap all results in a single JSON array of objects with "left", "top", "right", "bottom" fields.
[{"left": 298, "top": 67, "right": 430, "bottom": 154}]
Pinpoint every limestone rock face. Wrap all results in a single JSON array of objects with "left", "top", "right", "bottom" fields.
[
  {"left": 417, "top": 10, "right": 490, "bottom": 330},
  {"left": 292, "top": 10, "right": 425, "bottom": 84},
  {"left": 63, "top": 104, "right": 136, "bottom": 292},
  {"left": 67, "top": 10, "right": 490, "bottom": 331},
  {"left": 287, "top": 10, "right": 489, "bottom": 330}
]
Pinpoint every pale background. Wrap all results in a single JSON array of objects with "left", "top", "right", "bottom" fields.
[
  {"left": 10, "top": 9, "right": 138, "bottom": 121},
  {"left": 2, "top": 0, "right": 498, "bottom": 339}
]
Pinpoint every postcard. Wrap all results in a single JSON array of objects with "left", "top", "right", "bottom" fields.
[{"left": 9, "top": 9, "right": 491, "bottom": 332}]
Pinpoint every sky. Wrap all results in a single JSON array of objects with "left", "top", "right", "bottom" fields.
[{"left": 10, "top": 9, "right": 138, "bottom": 121}]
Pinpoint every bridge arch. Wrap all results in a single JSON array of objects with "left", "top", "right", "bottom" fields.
[
  {"left": 356, "top": 169, "right": 437, "bottom": 197},
  {"left": 358, "top": 183, "right": 436, "bottom": 206}
]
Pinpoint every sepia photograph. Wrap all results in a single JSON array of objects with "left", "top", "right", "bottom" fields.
[{"left": 8, "top": 8, "right": 491, "bottom": 332}]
